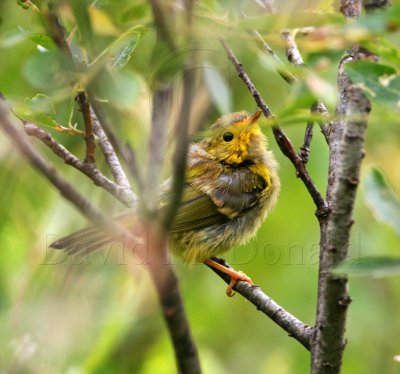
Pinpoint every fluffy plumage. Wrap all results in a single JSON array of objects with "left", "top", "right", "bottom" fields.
[{"left": 51, "top": 111, "right": 280, "bottom": 264}]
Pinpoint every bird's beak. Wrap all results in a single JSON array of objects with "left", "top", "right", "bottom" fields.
[{"left": 249, "top": 111, "right": 262, "bottom": 124}]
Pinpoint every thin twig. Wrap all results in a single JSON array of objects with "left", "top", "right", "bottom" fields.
[
  {"left": 281, "top": 29, "right": 305, "bottom": 66},
  {"left": 298, "top": 122, "right": 313, "bottom": 165},
  {"left": 280, "top": 29, "right": 331, "bottom": 143},
  {"left": 206, "top": 258, "right": 313, "bottom": 350},
  {"left": 77, "top": 91, "right": 96, "bottom": 163},
  {"left": 219, "top": 38, "right": 329, "bottom": 216},
  {"left": 24, "top": 123, "right": 136, "bottom": 207},
  {"left": 40, "top": 2, "right": 134, "bottom": 200},
  {"left": 247, "top": 29, "right": 296, "bottom": 84},
  {"left": 90, "top": 103, "right": 144, "bottom": 192},
  {"left": 249, "top": 26, "right": 331, "bottom": 142},
  {"left": 0, "top": 102, "right": 103, "bottom": 224},
  {"left": 90, "top": 108, "right": 135, "bottom": 200}
]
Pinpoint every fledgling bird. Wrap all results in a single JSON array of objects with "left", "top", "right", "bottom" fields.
[{"left": 51, "top": 111, "right": 280, "bottom": 295}]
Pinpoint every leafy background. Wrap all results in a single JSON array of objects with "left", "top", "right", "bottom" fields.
[{"left": 0, "top": 0, "right": 400, "bottom": 373}]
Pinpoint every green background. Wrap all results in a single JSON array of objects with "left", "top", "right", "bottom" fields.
[{"left": 0, "top": 1, "right": 400, "bottom": 373}]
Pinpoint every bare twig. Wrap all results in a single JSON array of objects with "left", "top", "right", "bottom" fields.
[
  {"left": 311, "top": 102, "right": 332, "bottom": 143},
  {"left": 281, "top": 29, "right": 305, "bottom": 66},
  {"left": 90, "top": 103, "right": 144, "bottom": 192},
  {"left": 219, "top": 38, "right": 328, "bottom": 216},
  {"left": 0, "top": 101, "right": 103, "bottom": 224},
  {"left": 247, "top": 29, "right": 296, "bottom": 84},
  {"left": 298, "top": 122, "right": 313, "bottom": 165},
  {"left": 207, "top": 258, "right": 313, "bottom": 350},
  {"left": 77, "top": 91, "right": 96, "bottom": 163},
  {"left": 248, "top": 26, "right": 331, "bottom": 143},
  {"left": 40, "top": 2, "right": 134, "bottom": 201},
  {"left": 24, "top": 123, "right": 136, "bottom": 207},
  {"left": 90, "top": 108, "right": 135, "bottom": 200}
]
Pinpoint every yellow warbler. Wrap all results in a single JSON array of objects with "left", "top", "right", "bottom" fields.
[{"left": 51, "top": 111, "right": 280, "bottom": 295}]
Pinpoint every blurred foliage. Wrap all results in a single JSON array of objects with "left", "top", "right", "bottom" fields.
[{"left": 0, "top": 0, "right": 400, "bottom": 373}]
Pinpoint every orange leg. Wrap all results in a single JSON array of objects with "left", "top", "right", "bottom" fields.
[{"left": 204, "top": 258, "right": 253, "bottom": 297}]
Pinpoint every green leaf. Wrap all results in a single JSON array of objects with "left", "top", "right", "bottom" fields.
[
  {"left": 97, "top": 70, "right": 140, "bottom": 109},
  {"left": 203, "top": 62, "right": 232, "bottom": 115},
  {"left": 23, "top": 50, "right": 65, "bottom": 89},
  {"left": 109, "top": 32, "right": 141, "bottom": 69},
  {"left": 14, "top": 94, "right": 58, "bottom": 128},
  {"left": 364, "top": 168, "right": 400, "bottom": 236},
  {"left": 345, "top": 60, "right": 400, "bottom": 111},
  {"left": 29, "top": 33, "right": 57, "bottom": 51},
  {"left": 334, "top": 256, "right": 400, "bottom": 277}
]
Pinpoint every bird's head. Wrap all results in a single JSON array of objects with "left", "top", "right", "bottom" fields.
[{"left": 201, "top": 111, "right": 267, "bottom": 165}]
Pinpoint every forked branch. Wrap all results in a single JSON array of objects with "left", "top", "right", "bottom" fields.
[{"left": 219, "top": 38, "right": 328, "bottom": 217}]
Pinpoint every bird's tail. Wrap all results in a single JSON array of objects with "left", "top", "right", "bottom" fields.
[{"left": 50, "top": 214, "right": 137, "bottom": 256}]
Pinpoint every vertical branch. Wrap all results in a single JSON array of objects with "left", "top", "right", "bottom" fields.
[
  {"left": 143, "top": 88, "right": 171, "bottom": 212},
  {"left": 141, "top": 4, "right": 202, "bottom": 373},
  {"left": 311, "top": 79, "right": 370, "bottom": 374},
  {"left": 145, "top": 223, "right": 201, "bottom": 374},
  {"left": 310, "top": 1, "right": 388, "bottom": 372},
  {"left": 161, "top": 65, "right": 195, "bottom": 229}
]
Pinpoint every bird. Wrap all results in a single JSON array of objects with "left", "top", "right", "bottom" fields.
[{"left": 51, "top": 111, "right": 280, "bottom": 296}]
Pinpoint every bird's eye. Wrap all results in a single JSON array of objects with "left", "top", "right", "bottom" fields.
[{"left": 223, "top": 132, "right": 234, "bottom": 142}]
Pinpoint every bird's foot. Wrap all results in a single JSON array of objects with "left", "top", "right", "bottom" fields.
[{"left": 204, "top": 258, "right": 253, "bottom": 297}]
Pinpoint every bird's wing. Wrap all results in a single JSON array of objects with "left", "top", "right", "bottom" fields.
[
  {"left": 167, "top": 185, "right": 230, "bottom": 233},
  {"left": 166, "top": 166, "right": 268, "bottom": 232}
]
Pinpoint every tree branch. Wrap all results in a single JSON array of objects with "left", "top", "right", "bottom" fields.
[
  {"left": 40, "top": 1, "right": 135, "bottom": 203},
  {"left": 0, "top": 101, "right": 104, "bottom": 224},
  {"left": 207, "top": 258, "right": 313, "bottom": 350},
  {"left": 142, "top": 87, "right": 171, "bottom": 212},
  {"left": 311, "top": 0, "right": 389, "bottom": 371},
  {"left": 161, "top": 65, "right": 195, "bottom": 230},
  {"left": 247, "top": 29, "right": 296, "bottom": 84},
  {"left": 33, "top": 4, "right": 201, "bottom": 373},
  {"left": 281, "top": 29, "right": 306, "bottom": 66},
  {"left": 90, "top": 108, "right": 135, "bottom": 202},
  {"left": 219, "top": 38, "right": 329, "bottom": 216},
  {"left": 77, "top": 91, "right": 96, "bottom": 163},
  {"left": 90, "top": 103, "right": 144, "bottom": 193},
  {"left": 298, "top": 122, "right": 313, "bottom": 165},
  {"left": 311, "top": 70, "right": 370, "bottom": 374},
  {"left": 24, "top": 123, "right": 136, "bottom": 207}
]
